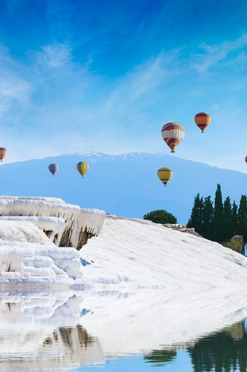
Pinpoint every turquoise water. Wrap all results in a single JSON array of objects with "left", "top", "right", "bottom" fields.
[
  {"left": 72, "top": 322, "right": 247, "bottom": 371},
  {"left": 0, "top": 294, "right": 247, "bottom": 372},
  {"left": 73, "top": 352, "right": 192, "bottom": 371}
]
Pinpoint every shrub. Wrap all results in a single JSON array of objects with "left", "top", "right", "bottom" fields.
[
  {"left": 143, "top": 209, "right": 177, "bottom": 224},
  {"left": 223, "top": 237, "right": 243, "bottom": 254}
]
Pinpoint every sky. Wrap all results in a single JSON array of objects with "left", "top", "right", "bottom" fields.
[{"left": 1, "top": 0, "right": 247, "bottom": 172}]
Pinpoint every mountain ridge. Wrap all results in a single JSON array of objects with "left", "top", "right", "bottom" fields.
[{"left": 1, "top": 151, "right": 246, "bottom": 224}]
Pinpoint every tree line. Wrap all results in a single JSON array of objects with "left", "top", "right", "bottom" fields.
[{"left": 187, "top": 184, "right": 247, "bottom": 243}]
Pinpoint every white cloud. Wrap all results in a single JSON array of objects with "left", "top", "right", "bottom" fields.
[
  {"left": 35, "top": 43, "right": 72, "bottom": 69},
  {"left": 190, "top": 34, "right": 247, "bottom": 73},
  {"left": 0, "top": 46, "right": 32, "bottom": 117},
  {"left": 102, "top": 50, "right": 180, "bottom": 118}
]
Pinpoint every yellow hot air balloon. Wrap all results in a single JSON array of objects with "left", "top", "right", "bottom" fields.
[
  {"left": 161, "top": 123, "right": 185, "bottom": 152},
  {"left": 0, "top": 147, "right": 7, "bottom": 162},
  {"left": 157, "top": 167, "right": 173, "bottom": 186},
  {"left": 76, "top": 161, "right": 89, "bottom": 178},
  {"left": 194, "top": 112, "right": 211, "bottom": 133}
]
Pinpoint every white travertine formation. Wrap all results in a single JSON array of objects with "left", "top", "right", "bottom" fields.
[
  {"left": 0, "top": 197, "right": 105, "bottom": 288},
  {"left": 0, "top": 196, "right": 105, "bottom": 249},
  {"left": 0, "top": 240, "right": 83, "bottom": 283}
]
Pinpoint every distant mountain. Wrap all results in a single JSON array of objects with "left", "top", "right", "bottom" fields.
[{"left": 0, "top": 152, "right": 247, "bottom": 224}]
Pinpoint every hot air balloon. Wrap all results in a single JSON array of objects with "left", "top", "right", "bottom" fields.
[
  {"left": 194, "top": 112, "right": 211, "bottom": 133},
  {"left": 157, "top": 167, "right": 173, "bottom": 186},
  {"left": 245, "top": 156, "right": 247, "bottom": 164},
  {"left": 76, "top": 161, "right": 89, "bottom": 178},
  {"left": 0, "top": 147, "right": 7, "bottom": 162},
  {"left": 48, "top": 163, "right": 59, "bottom": 176},
  {"left": 161, "top": 123, "right": 185, "bottom": 153}
]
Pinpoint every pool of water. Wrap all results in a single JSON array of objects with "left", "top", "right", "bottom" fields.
[{"left": 0, "top": 291, "right": 247, "bottom": 371}]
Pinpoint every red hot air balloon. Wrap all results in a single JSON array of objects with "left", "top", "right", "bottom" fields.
[
  {"left": 0, "top": 147, "right": 7, "bottom": 162},
  {"left": 194, "top": 112, "right": 211, "bottom": 133},
  {"left": 161, "top": 122, "right": 185, "bottom": 153}
]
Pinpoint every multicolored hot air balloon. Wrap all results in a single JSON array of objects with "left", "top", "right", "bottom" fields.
[
  {"left": 0, "top": 147, "right": 7, "bottom": 162},
  {"left": 48, "top": 163, "right": 59, "bottom": 176},
  {"left": 194, "top": 112, "right": 211, "bottom": 133},
  {"left": 157, "top": 167, "right": 173, "bottom": 186},
  {"left": 161, "top": 122, "right": 185, "bottom": 153},
  {"left": 76, "top": 161, "right": 89, "bottom": 178}
]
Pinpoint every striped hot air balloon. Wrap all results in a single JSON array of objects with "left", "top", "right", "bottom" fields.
[
  {"left": 48, "top": 163, "right": 59, "bottom": 176},
  {"left": 161, "top": 123, "right": 185, "bottom": 153},
  {"left": 194, "top": 112, "right": 211, "bottom": 133},
  {"left": 76, "top": 161, "right": 89, "bottom": 178},
  {"left": 0, "top": 147, "right": 7, "bottom": 162},
  {"left": 157, "top": 167, "right": 173, "bottom": 186}
]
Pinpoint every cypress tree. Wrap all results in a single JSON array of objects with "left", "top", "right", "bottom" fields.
[
  {"left": 238, "top": 195, "right": 247, "bottom": 242},
  {"left": 187, "top": 193, "right": 204, "bottom": 235},
  {"left": 201, "top": 195, "right": 214, "bottom": 240},
  {"left": 230, "top": 200, "right": 238, "bottom": 237},
  {"left": 213, "top": 184, "right": 224, "bottom": 242},
  {"left": 223, "top": 196, "right": 232, "bottom": 240}
]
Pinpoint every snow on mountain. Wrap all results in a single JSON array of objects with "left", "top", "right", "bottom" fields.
[{"left": 1, "top": 152, "right": 247, "bottom": 223}]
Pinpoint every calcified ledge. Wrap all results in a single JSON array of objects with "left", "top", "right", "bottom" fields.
[{"left": 0, "top": 196, "right": 105, "bottom": 250}]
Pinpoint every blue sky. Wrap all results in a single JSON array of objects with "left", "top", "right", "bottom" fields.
[{"left": 1, "top": 0, "right": 247, "bottom": 172}]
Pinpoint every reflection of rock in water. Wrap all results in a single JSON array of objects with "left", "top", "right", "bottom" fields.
[
  {"left": 59, "top": 324, "right": 95, "bottom": 349},
  {"left": 0, "top": 295, "right": 104, "bottom": 369},
  {"left": 0, "top": 323, "right": 104, "bottom": 370}
]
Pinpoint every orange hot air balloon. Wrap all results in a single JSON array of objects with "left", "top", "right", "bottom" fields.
[
  {"left": 161, "top": 122, "right": 185, "bottom": 153},
  {"left": 194, "top": 112, "right": 211, "bottom": 133},
  {"left": 0, "top": 147, "right": 7, "bottom": 162}
]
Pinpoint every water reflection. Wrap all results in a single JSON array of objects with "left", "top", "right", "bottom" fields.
[
  {"left": 188, "top": 322, "right": 247, "bottom": 372},
  {"left": 1, "top": 289, "right": 247, "bottom": 371},
  {"left": 144, "top": 349, "right": 177, "bottom": 367},
  {"left": 0, "top": 293, "right": 104, "bottom": 370},
  {"left": 143, "top": 322, "right": 247, "bottom": 371}
]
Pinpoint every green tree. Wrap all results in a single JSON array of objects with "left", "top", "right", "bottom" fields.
[
  {"left": 201, "top": 195, "right": 214, "bottom": 240},
  {"left": 143, "top": 210, "right": 177, "bottom": 224},
  {"left": 223, "top": 196, "right": 232, "bottom": 240},
  {"left": 238, "top": 195, "right": 247, "bottom": 242},
  {"left": 213, "top": 184, "right": 224, "bottom": 242},
  {"left": 230, "top": 200, "right": 238, "bottom": 237},
  {"left": 187, "top": 193, "right": 204, "bottom": 234}
]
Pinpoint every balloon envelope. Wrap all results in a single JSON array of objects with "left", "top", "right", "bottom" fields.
[
  {"left": 157, "top": 167, "right": 173, "bottom": 186},
  {"left": 161, "top": 123, "right": 185, "bottom": 152},
  {"left": 0, "top": 147, "right": 7, "bottom": 162},
  {"left": 245, "top": 156, "right": 247, "bottom": 164},
  {"left": 194, "top": 112, "right": 211, "bottom": 133},
  {"left": 76, "top": 162, "right": 89, "bottom": 177},
  {"left": 48, "top": 163, "right": 59, "bottom": 176}
]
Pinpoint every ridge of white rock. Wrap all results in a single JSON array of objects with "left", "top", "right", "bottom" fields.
[
  {"left": 0, "top": 196, "right": 105, "bottom": 249},
  {"left": 0, "top": 241, "right": 82, "bottom": 283},
  {"left": 0, "top": 196, "right": 105, "bottom": 289}
]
